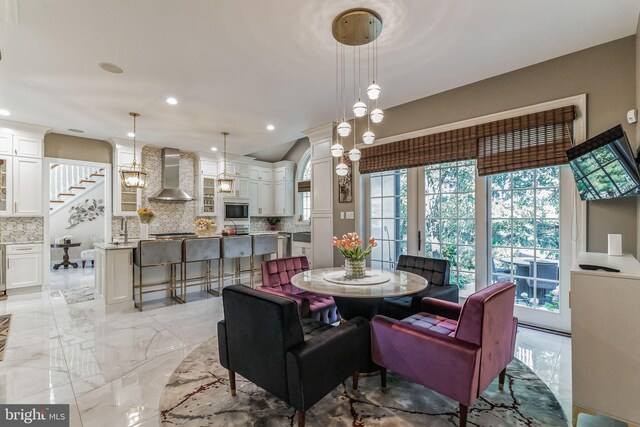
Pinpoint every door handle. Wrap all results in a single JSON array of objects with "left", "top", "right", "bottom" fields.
[{"left": 418, "top": 231, "right": 422, "bottom": 252}]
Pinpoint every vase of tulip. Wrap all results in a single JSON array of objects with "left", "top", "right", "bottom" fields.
[
  {"left": 195, "top": 218, "right": 215, "bottom": 237},
  {"left": 137, "top": 208, "right": 157, "bottom": 240},
  {"left": 332, "top": 232, "right": 377, "bottom": 279}
]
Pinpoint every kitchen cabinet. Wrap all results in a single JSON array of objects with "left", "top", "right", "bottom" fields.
[
  {"left": 235, "top": 178, "right": 250, "bottom": 198},
  {"left": 249, "top": 181, "right": 259, "bottom": 216},
  {"left": 14, "top": 157, "right": 43, "bottom": 215},
  {"left": 113, "top": 144, "right": 141, "bottom": 216},
  {"left": 14, "top": 136, "right": 43, "bottom": 158},
  {"left": 292, "top": 241, "right": 313, "bottom": 268},
  {"left": 6, "top": 244, "right": 43, "bottom": 289},
  {"left": 200, "top": 161, "right": 217, "bottom": 176},
  {"left": 274, "top": 180, "right": 294, "bottom": 216},
  {"left": 235, "top": 163, "right": 250, "bottom": 178},
  {"left": 250, "top": 167, "right": 272, "bottom": 182},
  {"left": 0, "top": 132, "right": 12, "bottom": 155},
  {"left": 199, "top": 175, "right": 217, "bottom": 216},
  {"left": 95, "top": 246, "right": 134, "bottom": 311},
  {"left": 0, "top": 155, "right": 13, "bottom": 215}
]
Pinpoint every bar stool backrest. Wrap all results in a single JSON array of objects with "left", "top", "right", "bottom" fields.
[
  {"left": 184, "top": 237, "right": 221, "bottom": 262},
  {"left": 222, "top": 236, "right": 252, "bottom": 258},
  {"left": 253, "top": 235, "right": 278, "bottom": 256},
  {"left": 135, "top": 240, "right": 182, "bottom": 266}
]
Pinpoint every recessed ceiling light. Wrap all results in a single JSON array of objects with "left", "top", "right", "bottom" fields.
[
  {"left": 127, "top": 132, "right": 135, "bottom": 137},
  {"left": 266, "top": 124, "right": 275, "bottom": 131},
  {"left": 166, "top": 97, "right": 178, "bottom": 105},
  {"left": 67, "top": 128, "right": 84, "bottom": 133},
  {"left": 98, "top": 62, "right": 124, "bottom": 74},
  {"left": 210, "top": 147, "right": 218, "bottom": 151},
  {"left": 0, "top": 109, "right": 10, "bottom": 116}
]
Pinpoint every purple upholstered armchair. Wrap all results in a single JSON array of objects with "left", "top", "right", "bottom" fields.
[
  {"left": 259, "top": 256, "right": 340, "bottom": 324},
  {"left": 371, "top": 281, "right": 518, "bottom": 427}
]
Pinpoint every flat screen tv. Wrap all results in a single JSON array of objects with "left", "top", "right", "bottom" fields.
[{"left": 566, "top": 125, "right": 640, "bottom": 201}]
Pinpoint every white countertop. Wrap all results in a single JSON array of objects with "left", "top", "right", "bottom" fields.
[
  {"left": 572, "top": 252, "right": 640, "bottom": 280},
  {"left": 94, "top": 242, "right": 138, "bottom": 250}
]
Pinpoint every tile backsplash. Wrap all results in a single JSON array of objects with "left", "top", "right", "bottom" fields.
[
  {"left": 0, "top": 217, "right": 44, "bottom": 243},
  {"left": 250, "top": 217, "right": 310, "bottom": 233}
]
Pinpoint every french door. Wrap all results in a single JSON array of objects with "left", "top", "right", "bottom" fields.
[{"left": 364, "top": 163, "right": 572, "bottom": 332}]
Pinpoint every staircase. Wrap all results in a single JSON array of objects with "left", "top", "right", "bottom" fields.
[{"left": 49, "top": 164, "right": 106, "bottom": 213}]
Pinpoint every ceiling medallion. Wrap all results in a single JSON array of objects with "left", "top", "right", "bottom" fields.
[{"left": 332, "top": 8, "right": 384, "bottom": 176}]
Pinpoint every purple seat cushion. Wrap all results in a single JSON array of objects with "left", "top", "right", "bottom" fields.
[{"left": 402, "top": 313, "right": 457, "bottom": 337}]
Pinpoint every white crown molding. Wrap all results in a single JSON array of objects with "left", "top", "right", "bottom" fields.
[
  {"left": 303, "top": 123, "right": 335, "bottom": 144},
  {"left": 0, "top": 118, "right": 51, "bottom": 137}
]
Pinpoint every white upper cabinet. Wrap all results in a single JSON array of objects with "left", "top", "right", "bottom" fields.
[
  {"left": 200, "top": 161, "right": 218, "bottom": 176},
  {"left": 0, "top": 132, "right": 13, "bottom": 155},
  {"left": 14, "top": 136, "right": 43, "bottom": 158},
  {"left": 0, "top": 155, "right": 13, "bottom": 215},
  {"left": 113, "top": 144, "right": 141, "bottom": 216},
  {"left": 250, "top": 167, "right": 272, "bottom": 181},
  {"left": 235, "top": 163, "right": 250, "bottom": 178},
  {"left": 14, "top": 157, "right": 42, "bottom": 215}
]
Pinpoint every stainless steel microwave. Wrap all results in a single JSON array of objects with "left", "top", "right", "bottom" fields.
[{"left": 225, "top": 202, "right": 249, "bottom": 220}]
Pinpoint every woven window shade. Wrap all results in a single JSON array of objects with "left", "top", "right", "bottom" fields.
[
  {"left": 359, "top": 127, "right": 478, "bottom": 174},
  {"left": 476, "top": 106, "right": 575, "bottom": 176},
  {"left": 297, "top": 180, "right": 311, "bottom": 192}
]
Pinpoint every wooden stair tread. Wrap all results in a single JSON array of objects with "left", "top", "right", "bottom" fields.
[
  {"left": 90, "top": 173, "right": 105, "bottom": 177},
  {"left": 69, "top": 186, "right": 86, "bottom": 190},
  {"left": 50, "top": 200, "right": 64, "bottom": 203},
  {"left": 80, "top": 179, "right": 96, "bottom": 183},
  {"left": 58, "top": 193, "right": 75, "bottom": 197}
]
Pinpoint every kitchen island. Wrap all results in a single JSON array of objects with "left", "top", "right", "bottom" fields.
[{"left": 94, "top": 233, "right": 289, "bottom": 311}]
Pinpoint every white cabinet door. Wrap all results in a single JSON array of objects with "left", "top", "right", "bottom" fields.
[
  {"left": 14, "top": 136, "right": 42, "bottom": 158},
  {"left": 249, "top": 167, "right": 260, "bottom": 181},
  {"left": 14, "top": 157, "right": 42, "bottom": 215},
  {"left": 199, "top": 175, "right": 216, "bottom": 216},
  {"left": 0, "top": 132, "right": 12, "bottom": 155},
  {"left": 259, "top": 181, "right": 273, "bottom": 215},
  {"left": 236, "top": 178, "right": 250, "bottom": 198},
  {"left": 274, "top": 180, "right": 293, "bottom": 216},
  {"left": 0, "top": 156, "right": 12, "bottom": 216},
  {"left": 200, "top": 161, "right": 217, "bottom": 176},
  {"left": 249, "top": 180, "right": 260, "bottom": 216},
  {"left": 7, "top": 253, "right": 42, "bottom": 289},
  {"left": 236, "top": 163, "right": 250, "bottom": 178}
]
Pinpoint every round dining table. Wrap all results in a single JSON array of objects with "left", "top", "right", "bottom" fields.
[{"left": 291, "top": 267, "right": 428, "bottom": 320}]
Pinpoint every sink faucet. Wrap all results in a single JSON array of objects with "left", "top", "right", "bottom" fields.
[{"left": 120, "top": 218, "right": 129, "bottom": 244}]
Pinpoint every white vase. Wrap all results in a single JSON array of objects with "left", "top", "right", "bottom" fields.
[{"left": 140, "top": 223, "right": 149, "bottom": 240}]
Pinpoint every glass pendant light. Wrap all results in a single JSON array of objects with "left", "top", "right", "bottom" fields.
[
  {"left": 216, "top": 132, "right": 235, "bottom": 194},
  {"left": 367, "top": 83, "right": 381, "bottom": 100},
  {"left": 336, "top": 162, "right": 349, "bottom": 176},
  {"left": 363, "top": 130, "right": 375, "bottom": 145},
  {"left": 337, "top": 121, "right": 351, "bottom": 137},
  {"left": 331, "top": 143, "right": 344, "bottom": 157},
  {"left": 353, "top": 100, "right": 367, "bottom": 118},
  {"left": 348, "top": 147, "right": 361, "bottom": 161},
  {"left": 370, "top": 107, "right": 384, "bottom": 123},
  {"left": 120, "top": 112, "right": 148, "bottom": 189}
]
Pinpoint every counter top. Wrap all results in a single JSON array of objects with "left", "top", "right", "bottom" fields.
[
  {"left": 95, "top": 242, "right": 138, "bottom": 250},
  {"left": 1, "top": 241, "right": 44, "bottom": 245}
]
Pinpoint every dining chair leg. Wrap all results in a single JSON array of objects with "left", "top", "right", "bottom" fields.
[
  {"left": 352, "top": 370, "right": 359, "bottom": 393},
  {"left": 297, "top": 410, "right": 305, "bottom": 427},
  {"left": 229, "top": 370, "right": 236, "bottom": 396},
  {"left": 459, "top": 404, "right": 468, "bottom": 427},
  {"left": 380, "top": 367, "right": 387, "bottom": 392},
  {"left": 499, "top": 367, "right": 507, "bottom": 391}
]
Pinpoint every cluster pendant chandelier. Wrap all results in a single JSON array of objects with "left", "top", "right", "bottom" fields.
[
  {"left": 331, "top": 8, "right": 384, "bottom": 176},
  {"left": 120, "top": 112, "right": 148, "bottom": 188}
]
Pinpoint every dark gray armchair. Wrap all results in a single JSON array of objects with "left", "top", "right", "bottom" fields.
[
  {"left": 218, "top": 285, "right": 370, "bottom": 427},
  {"left": 379, "top": 255, "right": 459, "bottom": 320}
]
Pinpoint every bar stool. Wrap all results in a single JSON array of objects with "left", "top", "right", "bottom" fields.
[
  {"left": 251, "top": 234, "right": 278, "bottom": 287},
  {"left": 182, "top": 237, "right": 221, "bottom": 299},
  {"left": 221, "top": 235, "right": 253, "bottom": 288},
  {"left": 133, "top": 240, "right": 183, "bottom": 311}
]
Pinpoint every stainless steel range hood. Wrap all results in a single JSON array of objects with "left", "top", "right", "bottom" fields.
[{"left": 148, "top": 148, "right": 194, "bottom": 202}]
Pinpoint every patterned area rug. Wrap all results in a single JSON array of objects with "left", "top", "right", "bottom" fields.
[
  {"left": 0, "top": 314, "right": 10, "bottom": 361},
  {"left": 59, "top": 287, "right": 96, "bottom": 304},
  {"left": 160, "top": 337, "right": 567, "bottom": 426}
]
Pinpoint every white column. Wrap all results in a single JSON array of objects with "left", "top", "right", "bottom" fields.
[{"left": 304, "top": 123, "right": 335, "bottom": 268}]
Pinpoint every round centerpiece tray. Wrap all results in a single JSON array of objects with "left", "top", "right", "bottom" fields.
[{"left": 322, "top": 270, "right": 391, "bottom": 286}]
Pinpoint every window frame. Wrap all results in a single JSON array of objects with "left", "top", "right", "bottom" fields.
[{"left": 295, "top": 148, "right": 312, "bottom": 224}]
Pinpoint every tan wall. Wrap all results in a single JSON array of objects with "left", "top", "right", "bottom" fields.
[
  {"left": 337, "top": 35, "right": 638, "bottom": 257},
  {"left": 44, "top": 133, "right": 113, "bottom": 164},
  {"left": 282, "top": 137, "right": 310, "bottom": 173}
]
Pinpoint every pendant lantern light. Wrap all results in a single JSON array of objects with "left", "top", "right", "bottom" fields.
[
  {"left": 120, "top": 112, "right": 148, "bottom": 189},
  {"left": 216, "top": 132, "right": 235, "bottom": 194}
]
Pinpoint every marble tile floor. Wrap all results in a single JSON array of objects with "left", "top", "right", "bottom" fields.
[{"left": 0, "top": 270, "right": 626, "bottom": 426}]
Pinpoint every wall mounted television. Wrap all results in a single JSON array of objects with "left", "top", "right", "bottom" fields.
[{"left": 566, "top": 124, "right": 640, "bottom": 201}]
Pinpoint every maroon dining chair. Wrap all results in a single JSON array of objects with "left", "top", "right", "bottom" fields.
[
  {"left": 371, "top": 281, "right": 518, "bottom": 426},
  {"left": 258, "top": 256, "right": 340, "bottom": 324}
]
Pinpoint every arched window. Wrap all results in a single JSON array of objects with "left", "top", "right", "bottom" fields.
[{"left": 297, "top": 148, "right": 312, "bottom": 222}]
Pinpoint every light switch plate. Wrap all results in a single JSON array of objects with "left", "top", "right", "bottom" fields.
[
  {"left": 345, "top": 211, "right": 355, "bottom": 220},
  {"left": 340, "top": 212, "right": 345, "bottom": 219}
]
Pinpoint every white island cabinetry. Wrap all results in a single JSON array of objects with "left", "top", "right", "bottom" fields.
[{"left": 95, "top": 243, "right": 135, "bottom": 312}]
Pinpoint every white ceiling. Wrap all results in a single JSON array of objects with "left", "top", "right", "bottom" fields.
[{"left": 1, "top": 0, "right": 639, "bottom": 155}]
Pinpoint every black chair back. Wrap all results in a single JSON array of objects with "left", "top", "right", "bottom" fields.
[
  {"left": 396, "top": 255, "right": 450, "bottom": 287},
  {"left": 221, "top": 285, "right": 304, "bottom": 402}
]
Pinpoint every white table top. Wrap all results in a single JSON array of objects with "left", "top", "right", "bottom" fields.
[{"left": 291, "top": 267, "right": 428, "bottom": 299}]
